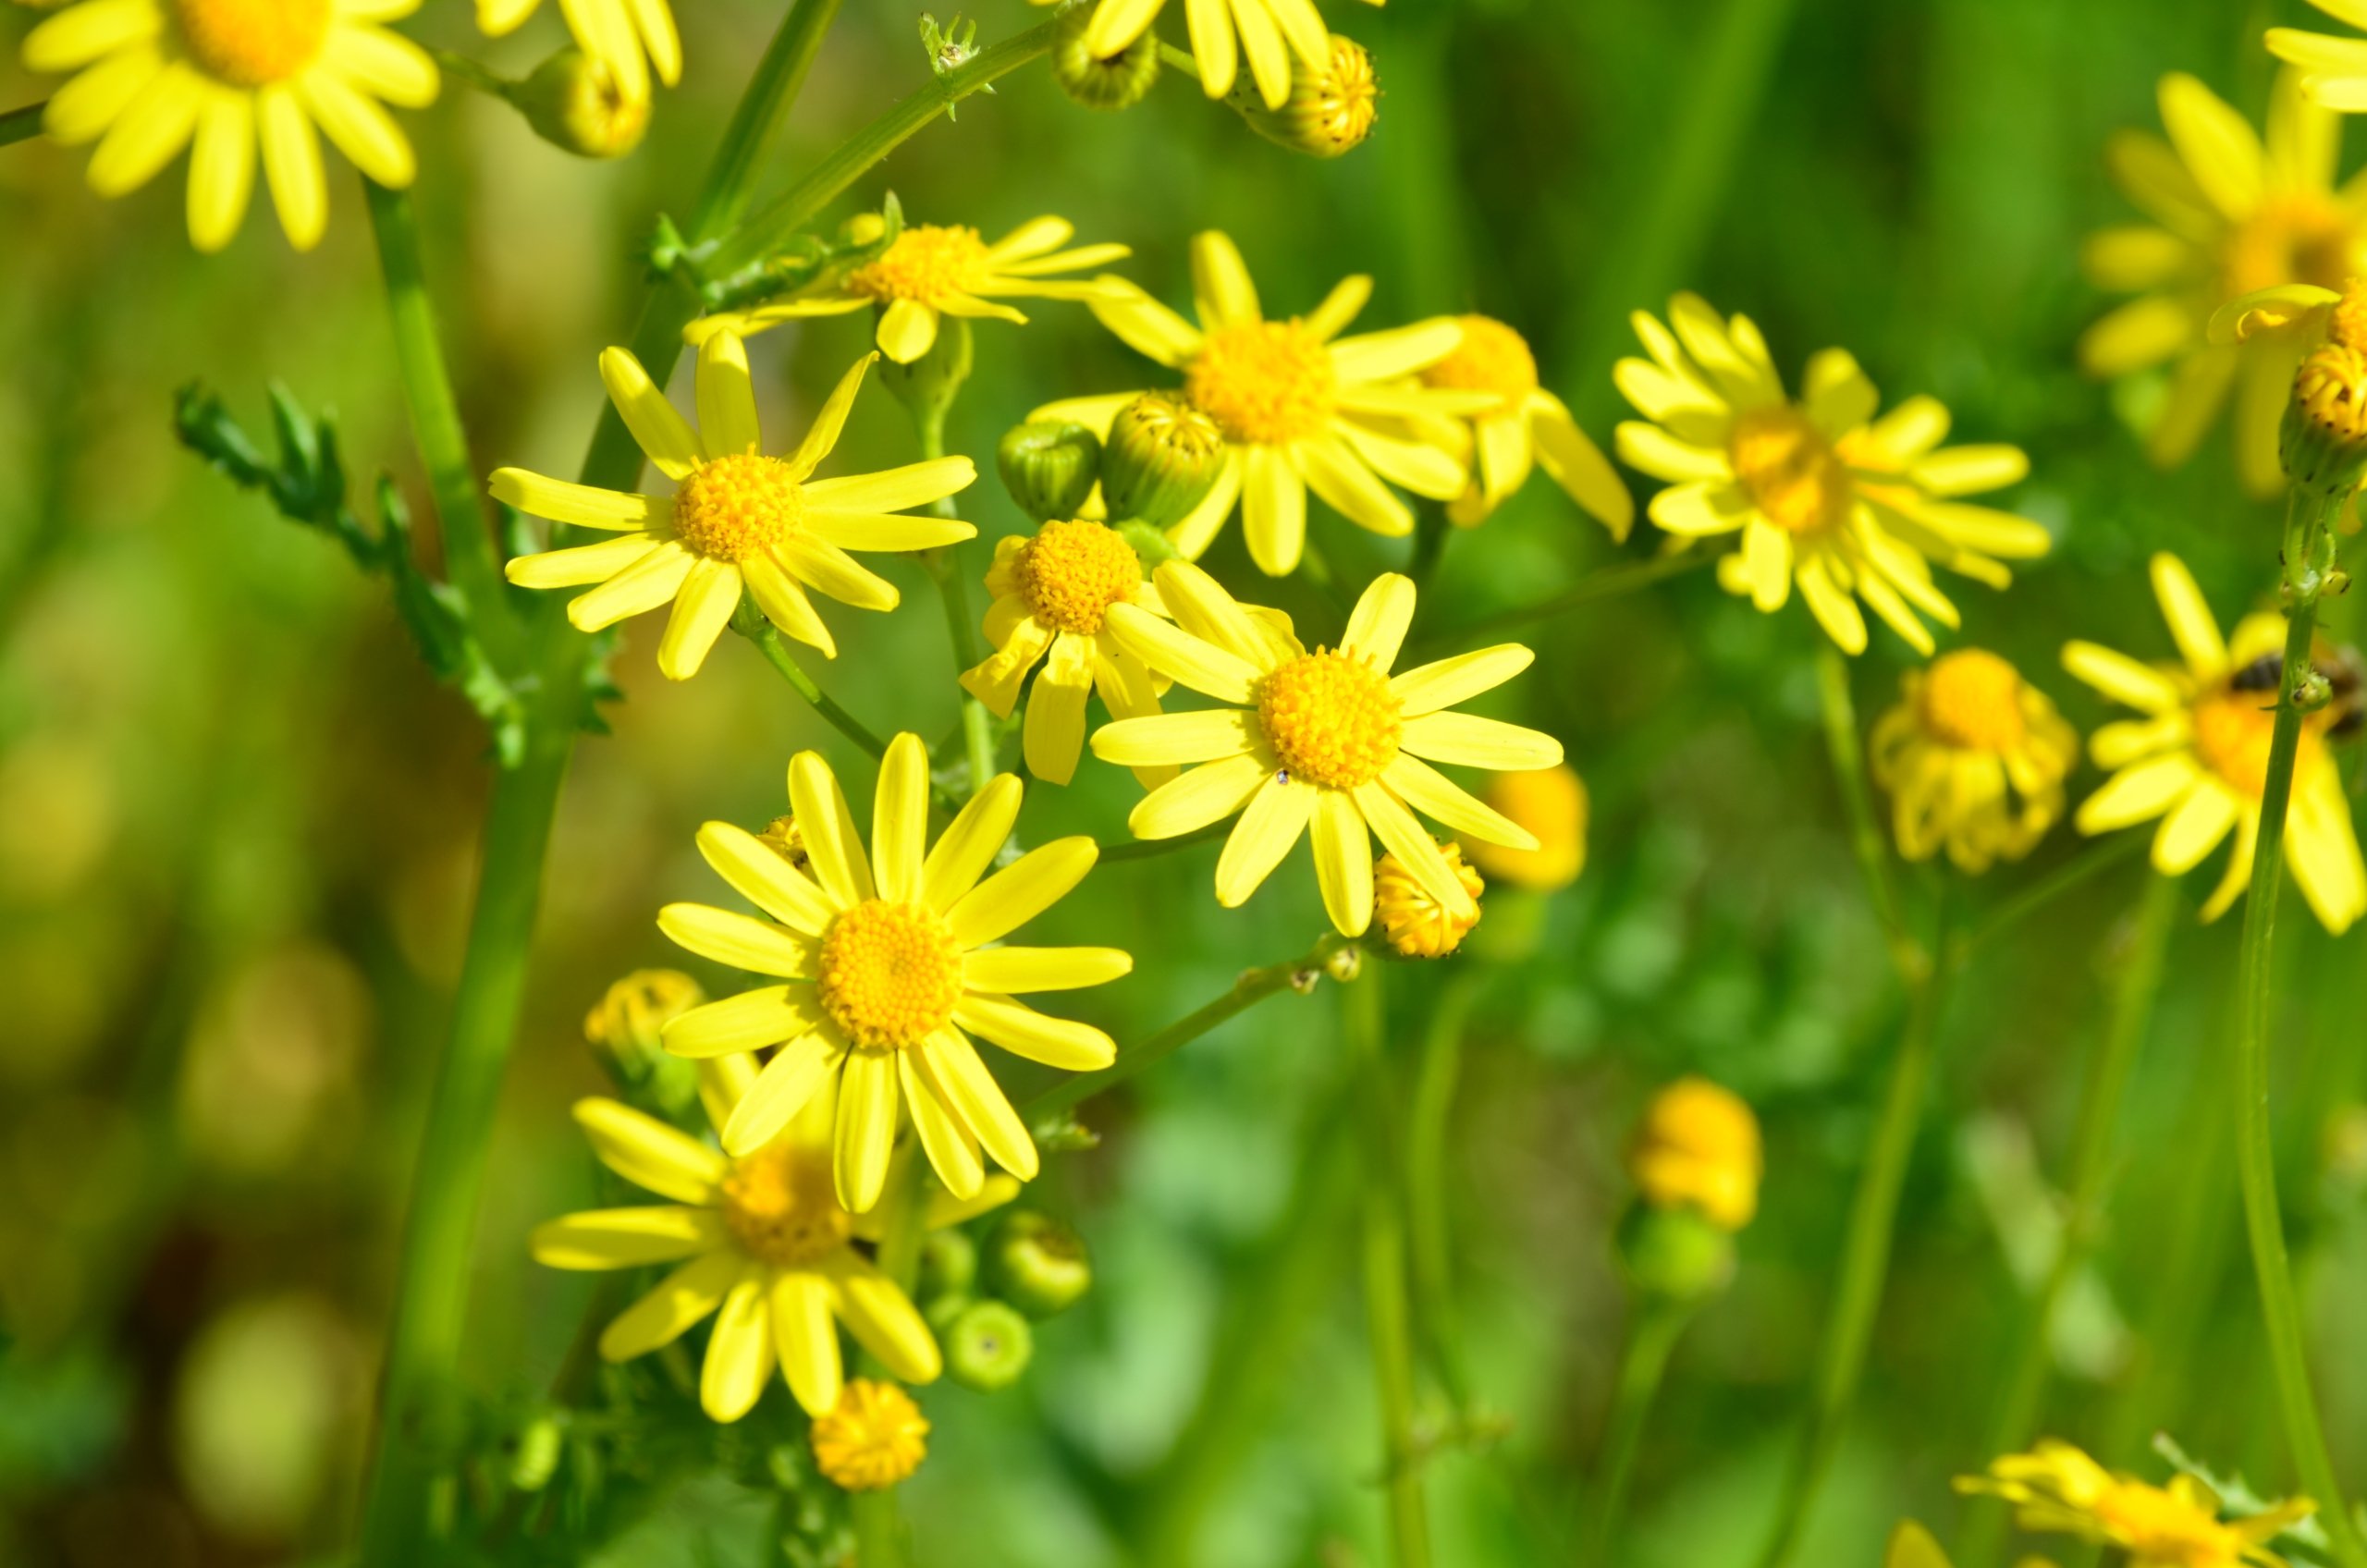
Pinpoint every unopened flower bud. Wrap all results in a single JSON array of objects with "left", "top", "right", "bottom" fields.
[
  {"left": 1228, "top": 33, "right": 1379, "bottom": 159},
  {"left": 810, "top": 1379, "right": 929, "bottom": 1491},
  {"left": 2283, "top": 340, "right": 2367, "bottom": 496},
  {"left": 1613, "top": 1202, "right": 1735, "bottom": 1304},
  {"left": 983, "top": 1210, "right": 1092, "bottom": 1318},
  {"left": 998, "top": 421, "right": 1103, "bottom": 522},
  {"left": 919, "top": 1227, "right": 978, "bottom": 1303},
  {"left": 1114, "top": 520, "right": 1182, "bottom": 570},
  {"left": 584, "top": 971, "right": 705, "bottom": 1109},
  {"left": 1051, "top": 1, "right": 1160, "bottom": 110},
  {"left": 944, "top": 1300, "right": 1033, "bottom": 1391},
  {"left": 1374, "top": 840, "right": 1485, "bottom": 958},
  {"left": 1629, "top": 1076, "right": 1762, "bottom": 1232},
  {"left": 510, "top": 49, "right": 650, "bottom": 160},
  {"left": 1322, "top": 943, "right": 1362, "bottom": 983},
  {"left": 509, "top": 1411, "right": 565, "bottom": 1491},
  {"left": 1101, "top": 392, "right": 1226, "bottom": 526},
  {"left": 882, "top": 315, "right": 974, "bottom": 426}
]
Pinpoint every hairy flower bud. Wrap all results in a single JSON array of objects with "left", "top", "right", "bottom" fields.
[
  {"left": 1101, "top": 392, "right": 1226, "bottom": 526},
  {"left": 1228, "top": 34, "right": 1379, "bottom": 158},
  {"left": 510, "top": 49, "right": 650, "bottom": 160},
  {"left": 998, "top": 420, "right": 1103, "bottom": 522},
  {"left": 944, "top": 1300, "right": 1033, "bottom": 1391},
  {"left": 983, "top": 1210, "right": 1093, "bottom": 1318},
  {"left": 1051, "top": 1, "right": 1161, "bottom": 110},
  {"left": 2284, "top": 340, "right": 2367, "bottom": 496}
]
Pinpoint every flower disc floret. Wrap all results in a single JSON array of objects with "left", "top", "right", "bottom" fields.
[
  {"left": 173, "top": 0, "right": 330, "bottom": 86},
  {"left": 671, "top": 453, "right": 805, "bottom": 562},
  {"left": 720, "top": 1144, "right": 853, "bottom": 1268},
  {"left": 1184, "top": 321, "right": 1339, "bottom": 445},
  {"left": 848, "top": 226, "right": 990, "bottom": 305},
  {"left": 1919, "top": 649, "right": 2029, "bottom": 752},
  {"left": 1257, "top": 650, "right": 1402, "bottom": 790},
  {"left": 1727, "top": 405, "right": 1848, "bottom": 534},
  {"left": 1422, "top": 316, "right": 1539, "bottom": 414},
  {"left": 817, "top": 900, "right": 965, "bottom": 1051},
  {"left": 811, "top": 1379, "right": 930, "bottom": 1492},
  {"left": 1011, "top": 520, "right": 1142, "bottom": 634}
]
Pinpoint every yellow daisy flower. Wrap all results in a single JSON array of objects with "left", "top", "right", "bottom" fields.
[
  {"left": 656, "top": 733, "right": 1129, "bottom": 1211},
  {"left": 1036, "top": 230, "right": 1485, "bottom": 576},
  {"left": 491, "top": 335, "right": 976, "bottom": 680},
  {"left": 1628, "top": 1076, "right": 1761, "bottom": 1232},
  {"left": 475, "top": 0, "right": 676, "bottom": 103},
  {"left": 687, "top": 214, "right": 1131, "bottom": 365},
  {"left": 529, "top": 1055, "right": 1015, "bottom": 1423},
  {"left": 1409, "top": 314, "right": 1634, "bottom": 534},
  {"left": 1614, "top": 293, "right": 2050, "bottom": 655},
  {"left": 1956, "top": 1440, "right": 2312, "bottom": 1568},
  {"left": 1869, "top": 648, "right": 2080, "bottom": 874},
  {"left": 810, "top": 1378, "right": 930, "bottom": 1492},
  {"left": 1042, "top": 0, "right": 1376, "bottom": 112},
  {"left": 2064, "top": 552, "right": 2367, "bottom": 932},
  {"left": 21, "top": 0, "right": 438, "bottom": 251},
  {"left": 1088, "top": 563, "right": 1560, "bottom": 936},
  {"left": 2273, "top": 3, "right": 2367, "bottom": 113},
  {"left": 2080, "top": 71, "right": 2366, "bottom": 496}
]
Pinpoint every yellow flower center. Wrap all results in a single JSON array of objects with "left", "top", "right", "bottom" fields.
[
  {"left": 1919, "top": 649, "right": 2028, "bottom": 752},
  {"left": 810, "top": 1379, "right": 931, "bottom": 1492},
  {"left": 1185, "top": 321, "right": 1338, "bottom": 446},
  {"left": 1257, "top": 650, "right": 1402, "bottom": 790},
  {"left": 171, "top": 0, "right": 329, "bottom": 86},
  {"left": 2223, "top": 196, "right": 2361, "bottom": 302},
  {"left": 671, "top": 453, "right": 804, "bottom": 562},
  {"left": 2296, "top": 342, "right": 2367, "bottom": 444},
  {"left": 719, "top": 1143, "right": 852, "bottom": 1268},
  {"left": 1421, "top": 315, "right": 1539, "bottom": 414},
  {"left": 2092, "top": 1481, "right": 2243, "bottom": 1568},
  {"left": 1304, "top": 34, "right": 1380, "bottom": 151},
  {"left": 1012, "top": 520, "right": 1142, "bottom": 634},
  {"left": 817, "top": 900, "right": 964, "bottom": 1051},
  {"left": 846, "top": 226, "right": 989, "bottom": 305},
  {"left": 2192, "top": 688, "right": 2323, "bottom": 802},
  {"left": 1728, "top": 405, "right": 1851, "bottom": 534}
]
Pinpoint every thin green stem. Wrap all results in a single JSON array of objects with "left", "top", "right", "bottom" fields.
[
  {"left": 1406, "top": 508, "right": 1452, "bottom": 598},
  {"left": 913, "top": 390, "right": 999, "bottom": 799},
  {"left": 1097, "top": 820, "right": 1230, "bottom": 862},
  {"left": 1348, "top": 965, "right": 1432, "bottom": 1568},
  {"left": 850, "top": 1490, "right": 906, "bottom": 1568},
  {"left": 2, "top": 102, "right": 46, "bottom": 147},
  {"left": 744, "top": 614, "right": 891, "bottom": 761},
  {"left": 1406, "top": 550, "right": 1711, "bottom": 657},
  {"left": 1956, "top": 872, "right": 2179, "bottom": 1566},
  {"left": 1405, "top": 968, "right": 1480, "bottom": 1418},
  {"left": 1589, "top": 1299, "right": 1689, "bottom": 1567},
  {"left": 1816, "top": 643, "right": 1923, "bottom": 985},
  {"left": 428, "top": 48, "right": 512, "bottom": 99},
  {"left": 1946, "top": 832, "right": 2148, "bottom": 969},
  {"left": 1156, "top": 40, "right": 1200, "bottom": 78}
]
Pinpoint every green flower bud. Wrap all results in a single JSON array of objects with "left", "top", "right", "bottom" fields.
[
  {"left": 998, "top": 421, "right": 1103, "bottom": 522},
  {"left": 510, "top": 49, "right": 650, "bottom": 161},
  {"left": 1613, "top": 1202, "right": 1736, "bottom": 1305},
  {"left": 983, "top": 1210, "right": 1093, "bottom": 1318},
  {"left": 919, "top": 1227, "right": 979, "bottom": 1303},
  {"left": 944, "top": 1300, "right": 1033, "bottom": 1391},
  {"left": 509, "top": 1411, "right": 565, "bottom": 1491},
  {"left": 1101, "top": 393, "right": 1226, "bottom": 527},
  {"left": 1113, "top": 520, "right": 1181, "bottom": 572},
  {"left": 1051, "top": 1, "right": 1161, "bottom": 110},
  {"left": 583, "top": 970, "right": 705, "bottom": 1117},
  {"left": 1228, "top": 34, "right": 1379, "bottom": 159}
]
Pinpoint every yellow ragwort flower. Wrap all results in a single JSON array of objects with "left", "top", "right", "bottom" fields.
[
  {"left": 1462, "top": 766, "right": 1587, "bottom": 891},
  {"left": 2063, "top": 552, "right": 2366, "bottom": 932},
  {"left": 1615, "top": 293, "right": 2050, "bottom": 655},
  {"left": 1374, "top": 839, "right": 1484, "bottom": 958},
  {"left": 1870, "top": 648, "right": 2079, "bottom": 874},
  {"left": 810, "top": 1378, "right": 930, "bottom": 1492},
  {"left": 1044, "top": 0, "right": 1376, "bottom": 111},
  {"left": 656, "top": 734, "right": 1128, "bottom": 1210},
  {"left": 689, "top": 214, "right": 1130, "bottom": 365},
  {"left": 1956, "top": 1440, "right": 2312, "bottom": 1568},
  {"left": 531, "top": 1055, "right": 1016, "bottom": 1423},
  {"left": 476, "top": 0, "right": 676, "bottom": 102},
  {"left": 1628, "top": 1075, "right": 1761, "bottom": 1231},
  {"left": 492, "top": 336, "right": 976, "bottom": 680},
  {"left": 21, "top": 0, "right": 437, "bottom": 251},
  {"left": 1407, "top": 314, "right": 1633, "bottom": 535},
  {"left": 1088, "top": 564, "right": 1561, "bottom": 936},
  {"left": 1036, "top": 230, "right": 1488, "bottom": 576},
  {"left": 2080, "top": 71, "right": 2367, "bottom": 496},
  {"left": 583, "top": 967, "right": 705, "bottom": 1054}
]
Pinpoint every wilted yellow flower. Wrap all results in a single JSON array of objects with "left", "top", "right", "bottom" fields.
[
  {"left": 1956, "top": 1440, "right": 2312, "bottom": 1568},
  {"left": 2063, "top": 552, "right": 2365, "bottom": 932},
  {"left": 530, "top": 1060, "right": 1016, "bottom": 1422},
  {"left": 492, "top": 338, "right": 975, "bottom": 679},
  {"left": 1408, "top": 315, "right": 1632, "bottom": 534},
  {"left": 1614, "top": 293, "right": 2049, "bottom": 655},
  {"left": 1629, "top": 1076, "right": 1760, "bottom": 1231},
  {"left": 656, "top": 734, "right": 1128, "bottom": 1210},
  {"left": 1037, "top": 230, "right": 1489, "bottom": 575},
  {"left": 1870, "top": 649, "right": 2079, "bottom": 873},
  {"left": 1374, "top": 839, "right": 1483, "bottom": 958},
  {"left": 20, "top": 0, "right": 438, "bottom": 251},
  {"left": 810, "top": 1378, "right": 930, "bottom": 1492},
  {"left": 476, "top": 0, "right": 676, "bottom": 102},
  {"left": 1090, "top": 565, "right": 1560, "bottom": 936},
  {"left": 689, "top": 215, "right": 1129, "bottom": 364},
  {"left": 1047, "top": 0, "right": 1375, "bottom": 111},
  {"left": 1462, "top": 766, "right": 1588, "bottom": 890},
  {"left": 583, "top": 969, "right": 705, "bottom": 1058}
]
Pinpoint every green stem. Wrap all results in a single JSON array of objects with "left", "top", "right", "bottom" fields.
[
  {"left": 1406, "top": 550, "right": 1711, "bottom": 658},
  {"left": 1956, "top": 872, "right": 2179, "bottom": 1566},
  {"left": 1946, "top": 833, "right": 2148, "bottom": 969},
  {"left": 743, "top": 614, "right": 891, "bottom": 761},
  {"left": 1406, "top": 508, "right": 1452, "bottom": 597},
  {"left": 1, "top": 102, "right": 46, "bottom": 147},
  {"left": 913, "top": 394, "right": 999, "bottom": 799},
  {"left": 1021, "top": 934, "right": 1350, "bottom": 1119},
  {"left": 1405, "top": 968, "right": 1479, "bottom": 1417},
  {"left": 428, "top": 48, "right": 512, "bottom": 99},
  {"left": 1156, "top": 40, "right": 1200, "bottom": 79},
  {"left": 1097, "top": 820, "right": 1230, "bottom": 862},
  {"left": 1348, "top": 964, "right": 1432, "bottom": 1568},
  {"left": 2230, "top": 487, "right": 2366, "bottom": 1568},
  {"left": 850, "top": 1489, "right": 906, "bottom": 1568},
  {"left": 1589, "top": 1299, "right": 1689, "bottom": 1566},
  {"left": 1815, "top": 643, "right": 1923, "bottom": 985}
]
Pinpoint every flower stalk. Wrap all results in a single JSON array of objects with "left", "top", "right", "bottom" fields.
[
  {"left": 1, "top": 102, "right": 48, "bottom": 147},
  {"left": 1588, "top": 1297, "right": 1688, "bottom": 1565}
]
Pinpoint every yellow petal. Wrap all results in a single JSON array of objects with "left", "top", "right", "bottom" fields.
[
  {"left": 872, "top": 732, "right": 930, "bottom": 902},
  {"left": 1214, "top": 773, "right": 1316, "bottom": 906},
  {"left": 922, "top": 774, "right": 1024, "bottom": 911},
  {"left": 533, "top": 1206, "right": 730, "bottom": 1269},
  {"left": 719, "top": 1031, "right": 847, "bottom": 1156},
  {"left": 572, "top": 1097, "right": 729, "bottom": 1202},
  {"left": 2149, "top": 552, "right": 2229, "bottom": 680},
  {"left": 599, "top": 347, "right": 698, "bottom": 480},
  {"left": 947, "top": 837, "right": 1098, "bottom": 948},
  {"left": 596, "top": 1248, "right": 742, "bottom": 1357},
  {"left": 788, "top": 750, "right": 876, "bottom": 907},
  {"left": 832, "top": 1047, "right": 901, "bottom": 1212},
  {"left": 695, "top": 820, "right": 839, "bottom": 935},
  {"left": 1398, "top": 712, "right": 1563, "bottom": 771},
  {"left": 699, "top": 1271, "right": 775, "bottom": 1422},
  {"left": 661, "top": 986, "right": 821, "bottom": 1059},
  {"left": 951, "top": 992, "right": 1120, "bottom": 1069},
  {"left": 657, "top": 901, "right": 813, "bottom": 978},
  {"left": 1309, "top": 788, "right": 1373, "bottom": 937},
  {"left": 769, "top": 1269, "right": 842, "bottom": 1417},
  {"left": 1128, "top": 753, "right": 1271, "bottom": 839},
  {"left": 959, "top": 948, "right": 1133, "bottom": 994}
]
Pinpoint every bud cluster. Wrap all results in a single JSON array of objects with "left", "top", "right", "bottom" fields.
[
  {"left": 997, "top": 392, "right": 1229, "bottom": 533},
  {"left": 918, "top": 1207, "right": 1096, "bottom": 1391}
]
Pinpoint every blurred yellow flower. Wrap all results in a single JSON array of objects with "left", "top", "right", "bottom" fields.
[
  {"left": 1956, "top": 1440, "right": 2312, "bottom": 1568},
  {"left": 689, "top": 214, "right": 1130, "bottom": 365},
  {"left": 1463, "top": 765, "right": 1588, "bottom": 890},
  {"left": 1044, "top": 0, "right": 1376, "bottom": 111},
  {"left": 1374, "top": 839, "right": 1484, "bottom": 958},
  {"left": 530, "top": 1060, "right": 1016, "bottom": 1423},
  {"left": 810, "top": 1378, "right": 930, "bottom": 1492},
  {"left": 1870, "top": 648, "right": 2079, "bottom": 874},
  {"left": 1409, "top": 314, "right": 1633, "bottom": 534},
  {"left": 475, "top": 0, "right": 676, "bottom": 103},
  {"left": 492, "top": 338, "right": 975, "bottom": 680},
  {"left": 1629, "top": 1075, "right": 1761, "bottom": 1231},
  {"left": 656, "top": 734, "right": 1128, "bottom": 1210},
  {"left": 1090, "top": 564, "right": 1559, "bottom": 936},
  {"left": 1614, "top": 293, "right": 2049, "bottom": 655},
  {"left": 2063, "top": 552, "right": 2366, "bottom": 932},
  {"left": 2080, "top": 71, "right": 2366, "bottom": 496},
  {"left": 21, "top": 0, "right": 437, "bottom": 251},
  {"left": 1036, "top": 230, "right": 1489, "bottom": 575},
  {"left": 2272, "top": 3, "right": 2367, "bottom": 114}
]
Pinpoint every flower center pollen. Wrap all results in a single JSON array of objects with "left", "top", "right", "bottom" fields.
[
  {"left": 1919, "top": 648, "right": 2027, "bottom": 752},
  {"left": 1257, "top": 650, "right": 1402, "bottom": 790},
  {"left": 671, "top": 453, "right": 804, "bottom": 562},
  {"left": 1728, "top": 405, "right": 1850, "bottom": 535},
  {"left": 1421, "top": 315, "right": 1539, "bottom": 414},
  {"left": 171, "top": 0, "right": 329, "bottom": 86},
  {"left": 847, "top": 226, "right": 990, "bottom": 306},
  {"left": 2223, "top": 196, "right": 2361, "bottom": 302},
  {"left": 720, "top": 1143, "right": 852, "bottom": 1268},
  {"left": 817, "top": 900, "right": 964, "bottom": 1051},
  {"left": 1012, "top": 520, "right": 1143, "bottom": 634},
  {"left": 1185, "top": 321, "right": 1338, "bottom": 446}
]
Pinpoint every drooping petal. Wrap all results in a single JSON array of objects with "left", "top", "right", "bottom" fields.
[
  {"left": 901, "top": 1052, "right": 985, "bottom": 1200},
  {"left": 832, "top": 1047, "right": 901, "bottom": 1213},
  {"left": 769, "top": 1269, "right": 842, "bottom": 1416},
  {"left": 699, "top": 1270, "right": 776, "bottom": 1422},
  {"left": 1310, "top": 788, "right": 1373, "bottom": 937},
  {"left": 822, "top": 1250, "right": 943, "bottom": 1382},
  {"left": 914, "top": 1030, "right": 1037, "bottom": 1181},
  {"left": 656, "top": 557, "right": 743, "bottom": 680}
]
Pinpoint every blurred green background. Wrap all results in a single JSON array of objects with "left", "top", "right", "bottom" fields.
[{"left": 6, "top": 0, "right": 2367, "bottom": 1562}]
